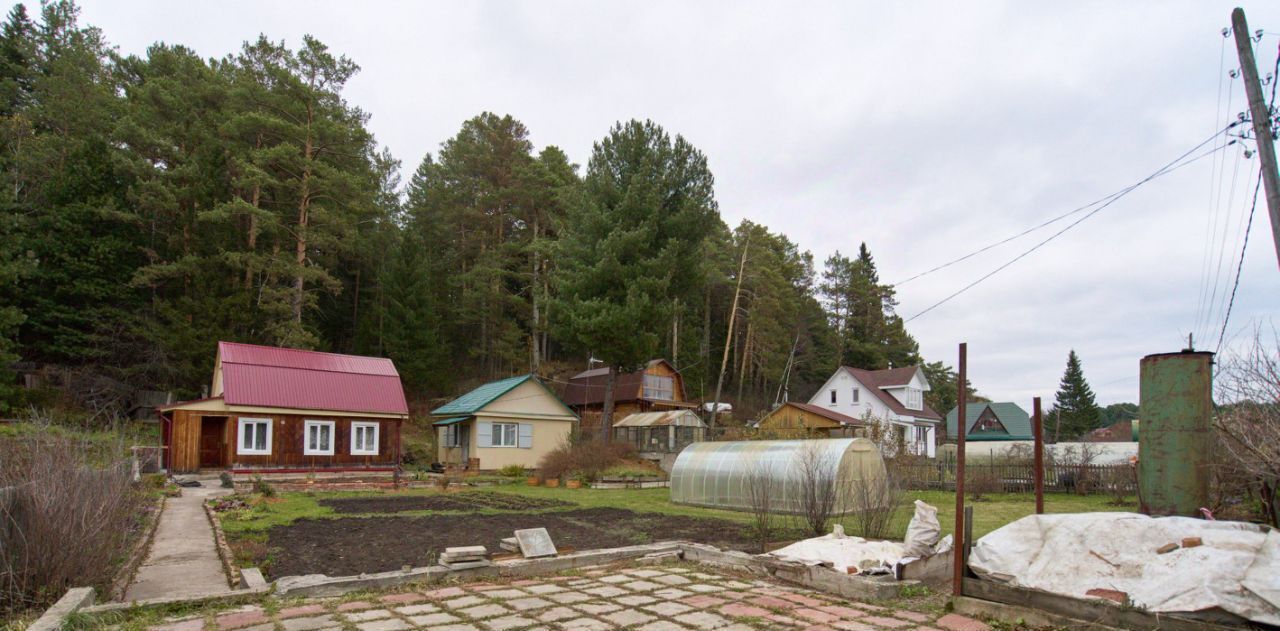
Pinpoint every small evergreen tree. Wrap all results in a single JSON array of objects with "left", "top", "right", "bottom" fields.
[{"left": 1050, "top": 350, "right": 1101, "bottom": 440}]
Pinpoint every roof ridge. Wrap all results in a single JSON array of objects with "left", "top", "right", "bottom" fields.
[{"left": 219, "top": 340, "right": 395, "bottom": 365}]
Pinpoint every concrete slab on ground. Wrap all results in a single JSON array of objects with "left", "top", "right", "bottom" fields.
[{"left": 124, "top": 483, "right": 233, "bottom": 602}]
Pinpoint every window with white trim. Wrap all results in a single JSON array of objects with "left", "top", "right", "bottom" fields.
[
  {"left": 304, "top": 420, "right": 335, "bottom": 456},
  {"left": 351, "top": 422, "right": 379, "bottom": 455},
  {"left": 906, "top": 388, "right": 922, "bottom": 410},
  {"left": 492, "top": 422, "right": 518, "bottom": 447},
  {"left": 238, "top": 418, "right": 272, "bottom": 455},
  {"left": 851, "top": 388, "right": 860, "bottom": 403}
]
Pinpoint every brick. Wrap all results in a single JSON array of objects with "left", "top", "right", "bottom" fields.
[
  {"left": 423, "top": 586, "right": 468, "bottom": 599},
  {"left": 407, "top": 612, "right": 461, "bottom": 626},
  {"left": 673, "top": 611, "right": 730, "bottom": 629},
  {"left": 379, "top": 592, "right": 427, "bottom": 604},
  {"left": 752, "top": 595, "right": 800, "bottom": 610},
  {"left": 470, "top": 583, "right": 504, "bottom": 591},
  {"left": 355, "top": 619, "right": 411, "bottom": 631},
  {"left": 892, "top": 611, "right": 930, "bottom": 623},
  {"left": 344, "top": 609, "right": 396, "bottom": 622},
  {"left": 278, "top": 605, "right": 327, "bottom": 619},
  {"left": 1155, "top": 543, "right": 1179, "bottom": 554},
  {"left": 717, "top": 591, "right": 748, "bottom": 601},
  {"left": 151, "top": 619, "right": 206, "bottom": 631},
  {"left": 1085, "top": 588, "right": 1128, "bottom": 605},
  {"left": 776, "top": 592, "right": 825, "bottom": 607},
  {"left": 718, "top": 603, "right": 771, "bottom": 618},
  {"left": 336, "top": 601, "right": 378, "bottom": 613},
  {"left": 684, "top": 584, "right": 725, "bottom": 594},
  {"left": 832, "top": 621, "right": 876, "bottom": 631},
  {"left": 1182, "top": 537, "right": 1203, "bottom": 548},
  {"left": 817, "top": 605, "right": 865, "bottom": 619},
  {"left": 280, "top": 615, "right": 337, "bottom": 631},
  {"left": 444, "top": 596, "right": 488, "bottom": 609},
  {"left": 862, "top": 616, "right": 911, "bottom": 629},
  {"left": 601, "top": 609, "right": 657, "bottom": 627},
  {"left": 934, "top": 614, "right": 991, "bottom": 631},
  {"left": 216, "top": 610, "right": 271, "bottom": 630}
]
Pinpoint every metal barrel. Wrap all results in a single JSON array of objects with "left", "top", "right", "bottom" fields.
[{"left": 1138, "top": 351, "right": 1213, "bottom": 517}]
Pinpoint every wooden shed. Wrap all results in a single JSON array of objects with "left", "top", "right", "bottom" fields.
[
  {"left": 755, "top": 401, "right": 866, "bottom": 437},
  {"left": 159, "top": 342, "right": 408, "bottom": 474}
]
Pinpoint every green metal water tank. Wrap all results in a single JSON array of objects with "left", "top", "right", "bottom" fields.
[{"left": 1138, "top": 351, "right": 1213, "bottom": 517}]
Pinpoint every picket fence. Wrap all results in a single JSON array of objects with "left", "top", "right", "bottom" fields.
[{"left": 892, "top": 461, "right": 1137, "bottom": 495}]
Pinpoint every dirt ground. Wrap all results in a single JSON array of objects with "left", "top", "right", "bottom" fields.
[
  {"left": 266, "top": 507, "right": 752, "bottom": 578},
  {"left": 320, "top": 491, "right": 573, "bottom": 513}
]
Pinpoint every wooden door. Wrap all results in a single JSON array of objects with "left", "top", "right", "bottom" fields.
[{"left": 199, "top": 417, "right": 227, "bottom": 468}]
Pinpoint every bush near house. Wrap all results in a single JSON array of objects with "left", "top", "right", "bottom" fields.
[{"left": 537, "top": 439, "right": 635, "bottom": 482}]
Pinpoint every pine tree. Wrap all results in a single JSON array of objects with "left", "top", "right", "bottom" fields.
[
  {"left": 1050, "top": 350, "right": 1102, "bottom": 439},
  {"left": 819, "top": 243, "right": 918, "bottom": 369}
]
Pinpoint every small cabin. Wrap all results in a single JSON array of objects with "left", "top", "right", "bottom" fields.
[
  {"left": 159, "top": 342, "right": 408, "bottom": 474},
  {"left": 756, "top": 401, "right": 866, "bottom": 437},
  {"left": 562, "top": 359, "right": 696, "bottom": 430},
  {"left": 432, "top": 374, "right": 577, "bottom": 471}
]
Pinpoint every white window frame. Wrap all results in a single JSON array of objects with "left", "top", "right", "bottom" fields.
[
  {"left": 491, "top": 422, "right": 518, "bottom": 448},
  {"left": 237, "top": 417, "right": 272, "bottom": 455},
  {"left": 442, "top": 424, "right": 461, "bottom": 448},
  {"left": 351, "top": 422, "right": 380, "bottom": 456},
  {"left": 851, "top": 388, "right": 860, "bottom": 403},
  {"left": 304, "top": 420, "right": 336, "bottom": 456}
]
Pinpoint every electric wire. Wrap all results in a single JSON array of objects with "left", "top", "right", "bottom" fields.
[
  {"left": 1202, "top": 146, "right": 1246, "bottom": 340},
  {"left": 903, "top": 126, "right": 1235, "bottom": 324},
  {"left": 1195, "top": 31, "right": 1233, "bottom": 340}
]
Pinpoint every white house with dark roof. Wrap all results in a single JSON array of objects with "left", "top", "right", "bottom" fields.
[{"left": 807, "top": 365, "right": 943, "bottom": 457}]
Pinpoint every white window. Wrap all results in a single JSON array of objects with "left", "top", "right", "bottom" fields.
[
  {"left": 851, "top": 388, "right": 860, "bottom": 403},
  {"left": 237, "top": 418, "right": 272, "bottom": 455},
  {"left": 905, "top": 388, "right": 922, "bottom": 410},
  {"left": 442, "top": 424, "right": 461, "bottom": 448},
  {"left": 830, "top": 389, "right": 838, "bottom": 404},
  {"left": 492, "top": 422, "right": 518, "bottom": 447},
  {"left": 643, "top": 374, "right": 674, "bottom": 400},
  {"left": 304, "top": 420, "right": 335, "bottom": 456},
  {"left": 351, "top": 422, "right": 379, "bottom": 455}
]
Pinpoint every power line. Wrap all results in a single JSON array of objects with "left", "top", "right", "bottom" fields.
[
  {"left": 1194, "top": 30, "right": 1234, "bottom": 338},
  {"left": 904, "top": 126, "right": 1235, "bottom": 324}
]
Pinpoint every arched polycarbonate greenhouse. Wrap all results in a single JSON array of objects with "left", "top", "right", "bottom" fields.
[{"left": 669, "top": 438, "right": 888, "bottom": 514}]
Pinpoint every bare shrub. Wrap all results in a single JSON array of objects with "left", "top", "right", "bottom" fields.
[
  {"left": 966, "top": 467, "right": 1001, "bottom": 501},
  {"left": 538, "top": 439, "right": 636, "bottom": 482},
  {"left": 0, "top": 426, "right": 143, "bottom": 615},
  {"left": 745, "top": 462, "right": 779, "bottom": 553},
  {"left": 850, "top": 472, "right": 904, "bottom": 540},
  {"left": 1215, "top": 327, "right": 1280, "bottom": 527},
  {"left": 1100, "top": 461, "right": 1136, "bottom": 506},
  {"left": 1053, "top": 442, "right": 1100, "bottom": 494},
  {"left": 793, "top": 441, "right": 841, "bottom": 536}
]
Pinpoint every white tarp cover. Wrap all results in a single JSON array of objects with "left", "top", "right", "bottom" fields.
[
  {"left": 768, "top": 525, "right": 906, "bottom": 574},
  {"left": 968, "top": 512, "right": 1280, "bottom": 625}
]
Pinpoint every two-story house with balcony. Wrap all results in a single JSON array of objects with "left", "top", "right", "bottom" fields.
[{"left": 806, "top": 365, "right": 943, "bottom": 457}]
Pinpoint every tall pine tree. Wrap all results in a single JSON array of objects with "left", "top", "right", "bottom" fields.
[{"left": 1050, "top": 349, "right": 1101, "bottom": 440}]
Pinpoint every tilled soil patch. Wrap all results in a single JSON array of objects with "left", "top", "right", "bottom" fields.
[
  {"left": 266, "top": 507, "right": 751, "bottom": 578},
  {"left": 320, "top": 491, "right": 573, "bottom": 514}
]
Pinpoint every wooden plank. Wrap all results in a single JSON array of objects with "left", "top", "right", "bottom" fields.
[{"left": 960, "top": 578, "right": 1251, "bottom": 630}]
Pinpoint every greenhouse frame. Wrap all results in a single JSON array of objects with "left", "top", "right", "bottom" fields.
[{"left": 669, "top": 438, "right": 889, "bottom": 514}]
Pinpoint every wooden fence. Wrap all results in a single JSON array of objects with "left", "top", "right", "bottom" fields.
[{"left": 891, "top": 461, "right": 1137, "bottom": 495}]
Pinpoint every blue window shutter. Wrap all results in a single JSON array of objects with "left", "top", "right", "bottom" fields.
[
  {"left": 518, "top": 423, "right": 533, "bottom": 449},
  {"left": 477, "top": 421, "right": 492, "bottom": 448}
]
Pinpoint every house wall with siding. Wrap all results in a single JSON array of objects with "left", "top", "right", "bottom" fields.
[{"left": 436, "top": 378, "right": 576, "bottom": 470}]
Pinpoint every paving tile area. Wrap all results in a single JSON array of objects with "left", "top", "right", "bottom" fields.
[{"left": 143, "top": 564, "right": 989, "bottom": 631}]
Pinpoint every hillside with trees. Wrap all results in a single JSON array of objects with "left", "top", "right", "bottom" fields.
[{"left": 0, "top": 1, "right": 959, "bottom": 419}]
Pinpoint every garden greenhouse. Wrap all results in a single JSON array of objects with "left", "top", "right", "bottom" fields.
[{"left": 669, "top": 438, "right": 889, "bottom": 514}]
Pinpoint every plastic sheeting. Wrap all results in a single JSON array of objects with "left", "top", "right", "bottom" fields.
[
  {"left": 768, "top": 526, "right": 906, "bottom": 574},
  {"left": 968, "top": 512, "right": 1280, "bottom": 625}
]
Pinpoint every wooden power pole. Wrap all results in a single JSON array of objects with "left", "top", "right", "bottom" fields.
[
  {"left": 709, "top": 236, "right": 749, "bottom": 430},
  {"left": 1232, "top": 7, "right": 1280, "bottom": 270}
]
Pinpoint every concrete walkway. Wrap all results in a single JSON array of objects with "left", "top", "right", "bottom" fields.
[{"left": 125, "top": 484, "right": 234, "bottom": 602}]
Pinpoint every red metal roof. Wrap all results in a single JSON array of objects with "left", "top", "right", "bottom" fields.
[
  {"left": 218, "top": 342, "right": 408, "bottom": 415},
  {"left": 843, "top": 366, "right": 943, "bottom": 421}
]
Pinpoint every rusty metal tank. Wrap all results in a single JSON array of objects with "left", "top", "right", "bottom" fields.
[{"left": 1138, "top": 351, "right": 1213, "bottom": 517}]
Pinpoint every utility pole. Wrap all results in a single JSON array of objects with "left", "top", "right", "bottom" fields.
[{"left": 1232, "top": 7, "right": 1280, "bottom": 270}]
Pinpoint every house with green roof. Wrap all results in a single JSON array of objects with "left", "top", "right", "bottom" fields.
[
  {"left": 432, "top": 374, "right": 577, "bottom": 471},
  {"left": 945, "top": 402, "right": 1032, "bottom": 441}
]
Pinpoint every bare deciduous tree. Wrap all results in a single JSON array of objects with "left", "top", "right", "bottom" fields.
[
  {"left": 849, "top": 469, "right": 904, "bottom": 540},
  {"left": 745, "top": 462, "right": 779, "bottom": 553},
  {"left": 793, "top": 441, "right": 842, "bottom": 536},
  {"left": 1214, "top": 327, "right": 1280, "bottom": 528}
]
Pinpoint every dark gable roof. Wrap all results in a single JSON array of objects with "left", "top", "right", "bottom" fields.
[
  {"left": 843, "top": 366, "right": 943, "bottom": 421},
  {"left": 784, "top": 401, "right": 866, "bottom": 426},
  {"left": 562, "top": 359, "right": 678, "bottom": 407}
]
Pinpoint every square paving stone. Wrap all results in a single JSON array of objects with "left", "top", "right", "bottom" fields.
[
  {"left": 507, "top": 597, "right": 554, "bottom": 611},
  {"left": 558, "top": 618, "right": 613, "bottom": 630},
  {"left": 673, "top": 612, "right": 729, "bottom": 630},
  {"left": 601, "top": 610, "right": 656, "bottom": 628},
  {"left": 650, "top": 575, "right": 690, "bottom": 586},
  {"left": 345, "top": 609, "right": 397, "bottom": 622},
  {"left": 831, "top": 621, "right": 876, "bottom": 631},
  {"left": 152, "top": 618, "right": 205, "bottom": 631},
  {"left": 355, "top": 619, "right": 412, "bottom": 631},
  {"left": 433, "top": 625, "right": 483, "bottom": 631},
  {"left": 547, "top": 591, "right": 591, "bottom": 604},
  {"left": 641, "top": 602, "right": 693, "bottom": 617},
  {"left": 217, "top": 610, "right": 271, "bottom": 629},
  {"left": 460, "top": 604, "right": 512, "bottom": 619},
  {"left": 281, "top": 615, "right": 338, "bottom": 631},
  {"left": 583, "top": 586, "right": 629, "bottom": 598},
  {"left": 683, "top": 585, "right": 724, "bottom": 594},
  {"left": 634, "top": 623, "right": 687, "bottom": 631},
  {"left": 233, "top": 624, "right": 275, "bottom": 631},
  {"left": 336, "top": 601, "right": 379, "bottom": 613},
  {"left": 718, "top": 604, "right": 771, "bottom": 618},
  {"left": 650, "top": 588, "right": 692, "bottom": 600},
  {"left": 407, "top": 612, "right": 461, "bottom": 626},
  {"left": 485, "top": 589, "right": 530, "bottom": 600},
  {"left": 535, "top": 606, "right": 579, "bottom": 623},
  {"left": 481, "top": 615, "right": 538, "bottom": 630},
  {"left": 620, "top": 581, "right": 662, "bottom": 592},
  {"left": 792, "top": 608, "right": 840, "bottom": 624},
  {"left": 445, "top": 596, "right": 489, "bottom": 609},
  {"left": 380, "top": 593, "right": 429, "bottom": 605},
  {"left": 424, "top": 587, "right": 469, "bottom": 599},
  {"left": 614, "top": 595, "right": 657, "bottom": 607},
  {"left": 720, "top": 581, "right": 752, "bottom": 590},
  {"left": 679, "top": 596, "right": 726, "bottom": 609},
  {"left": 599, "top": 574, "right": 633, "bottom": 584},
  {"left": 575, "top": 602, "right": 622, "bottom": 615},
  {"left": 526, "top": 584, "right": 568, "bottom": 595},
  {"left": 625, "top": 569, "right": 664, "bottom": 578},
  {"left": 394, "top": 603, "right": 441, "bottom": 615},
  {"left": 817, "top": 605, "right": 866, "bottom": 619},
  {"left": 861, "top": 615, "right": 912, "bottom": 628},
  {"left": 279, "top": 605, "right": 328, "bottom": 619}
]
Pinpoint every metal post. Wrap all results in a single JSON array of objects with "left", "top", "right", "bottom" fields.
[
  {"left": 1033, "top": 396, "right": 1044, "bottom": 514},
  {"left": 952, "top": 342, "right": 967, "bottom": 596},
  {"left": 1231, "top": 8, "right": 1280, "bottom": 270}
]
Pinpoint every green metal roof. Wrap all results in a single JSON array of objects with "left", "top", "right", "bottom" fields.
[
  {"left": 432, "top": 374, "right": 534, "bottom": 415},
  {"left": 432, "top": 416, "right": 471, "bottom": 426},
  {"left": 945, "top": 402, "right": 1033, "bottom": 440}
]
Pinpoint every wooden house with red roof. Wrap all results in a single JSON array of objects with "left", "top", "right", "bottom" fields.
[
  {"left": 158, "top": 342, "right": 408, "bottom": 474},
  {"left": 561, "top": 359, "right": 696, "bottom": 428}
]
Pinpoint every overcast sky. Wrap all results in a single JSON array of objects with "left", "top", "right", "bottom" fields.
[{"left": 78, "top": 1, "right": 1280, "bottom": 406}]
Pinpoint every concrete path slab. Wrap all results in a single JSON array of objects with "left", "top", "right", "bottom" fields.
[{"left": 125, "top": 484, "right": 234, "bottom": 602}]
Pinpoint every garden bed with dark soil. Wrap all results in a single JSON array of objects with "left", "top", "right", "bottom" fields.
[
  {"left": 319, "top": 491, "right": 573, "bottom": 513},
  {"left": 265, "top": 507, "right": 752, "bottom": 578}
]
